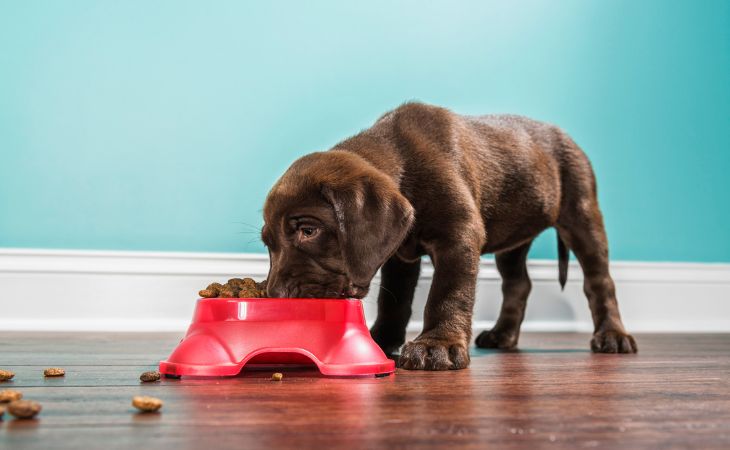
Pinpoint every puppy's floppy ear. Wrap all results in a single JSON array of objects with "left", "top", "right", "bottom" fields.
[{"left": 321, "top": 175, "right": 414, "bottom": 288}]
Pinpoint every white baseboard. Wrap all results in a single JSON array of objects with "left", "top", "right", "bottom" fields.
[{"left": 1, "top": 248, "right": 729, "bottom": 333}]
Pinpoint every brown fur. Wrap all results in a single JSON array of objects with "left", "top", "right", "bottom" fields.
[{"left": 262, "top": 102, "right": 636, "bottom": 371}]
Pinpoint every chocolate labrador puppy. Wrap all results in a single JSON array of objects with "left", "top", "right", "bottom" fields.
[{"left": 262, "top": 102, "right": 636, "bottom": 370}]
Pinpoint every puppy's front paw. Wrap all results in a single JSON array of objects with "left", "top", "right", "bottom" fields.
[
  {"left": 474, "top": 328, "right": 519, "bottom": 349},
  {"left": 591, "top": 330, "right": 637, "bottom": 354},
  {"left": 398, "top": 334, "right": 470, "bottom": 370}
]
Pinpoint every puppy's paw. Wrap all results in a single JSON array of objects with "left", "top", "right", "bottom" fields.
[
  {"left": 398, "top": 334, "right": 470, "bottom": 370},
  {"left": 474, "top": 329, "right": 519, "bottom": 350},
  {"left": 591, "top": 330, "right": 637, "bottom": 354}
]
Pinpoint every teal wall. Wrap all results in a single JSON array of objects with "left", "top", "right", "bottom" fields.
[{"left": 1, "top": 1, "right": 728, "bottom": 262}]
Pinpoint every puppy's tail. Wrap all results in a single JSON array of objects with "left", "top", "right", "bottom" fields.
[{"left": 557, "top": 234, "right": 569, "bottom": 290}]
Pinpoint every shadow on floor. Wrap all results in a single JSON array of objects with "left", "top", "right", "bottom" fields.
[{"left": 470, "top": 348, "right": 590, "bottom": 356}]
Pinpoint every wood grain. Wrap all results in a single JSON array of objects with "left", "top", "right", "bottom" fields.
[{"left": 1, "top": 332, "right": 729, "bottom": 449}]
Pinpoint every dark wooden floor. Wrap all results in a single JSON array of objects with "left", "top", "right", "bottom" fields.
[{"left": 0, "top": 332, "right": 729, "bottom": 449}]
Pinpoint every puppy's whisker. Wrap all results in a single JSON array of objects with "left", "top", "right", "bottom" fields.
[
  {"left": 232, "top": 221, "right": 263, "bottom": 232},
  {"left": 369, "top": 282, "right": 398, "bottom": 303},
  {"left": 233, "top": 221, "right": 261, "bottom": 227}
]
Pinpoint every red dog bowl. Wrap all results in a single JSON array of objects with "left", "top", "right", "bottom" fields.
[{"left": 159, "top": 298, "right": 395, "bottom": 377}]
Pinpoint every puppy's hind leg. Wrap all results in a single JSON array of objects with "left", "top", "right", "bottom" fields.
[
  {"left": 369, "top": 256, "right": 421, "bottom": 357},
  {"left": 475, "top": 241, "right": 532, "bottom": 350}
]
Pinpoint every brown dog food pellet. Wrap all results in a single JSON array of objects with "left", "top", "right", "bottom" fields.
[
  {"left": 43, "top": 368, "right": 65, "bottom": 377},
  {"left": 238, "top": 287, "right": 265, "bottom": 298},
  {"left": 0, "top": 390, "right": 22, "bottom": 403},
  {"left": 132, "top": 396, "right": 163, "bottom": 412},
  {"left": 219, "top": 287, "right": 237, "bottom": 298},
  {"left": 0, "top": 369, "right": 14, "bottom": 381},
  {"left": 8, "top": 400, "right": 42, "bottom": 419},
  {"left": 199, "top": 282, "right": 224, "bottom": 298},
  {"left": 271, "top": 372, "right": 284, "bottom": 381},
  {"left": 241, "top": 278, "right": 257, "bottom": 289},
  {"left": 139, "top": 371, "right": 161, "bottom": 382},
  {"left": 227, "top": 278, "right": 243, "bottom": 288},
  {"left": 199, "top": 278, "right": 267, "bottom": 299}
]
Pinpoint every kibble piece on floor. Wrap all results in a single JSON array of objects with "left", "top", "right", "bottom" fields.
[
  {"left": 132, "top": 396, "right": 163, "bottom": 412},
  {"left": 139, "top": 371, "right": 161, "bottom": 382},
  {"left": 8, "top": 400, "right": 42, "bottom": 419},
  {"left": 271, "top": 372, "right": 284, "bottom": 381},
  {"left": 0, "top": 369, "right": 14, "bottom": 381},
  {"left": 0, "top": 390, "right": 22, "bottom": 403},
  {"left": 43, "top": 368, "right": 65, "bottom": 377}
]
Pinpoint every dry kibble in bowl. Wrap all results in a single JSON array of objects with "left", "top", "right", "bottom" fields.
[
  {"left": 199, "top": 278, "right": 267, "bottom": 299},
  {"left": 0, "top": 369, "right": 14, "bottom": 381},
  {"left": 199, "top": 282, "right": 224, "bottom": 298},
  {"left": 238, "top": 287, "right": 267, "bottom": 298},
  {"left": 139, "top": 371, "right": 161, "bottom": 382},
  {"left": 8, "top": 400, "right": 42, "bottom": 419},
  {"left": 227, "top": 278, "right": 244, "bottom": 288},
  {"left": 271, "top": 372, "right": 284, "bottom": 381},
  {"left": 44, "top": 368, "right": 65, "bottom": 377},
  {"left": 132, "top": 396, "right": 163, "bottom": 412},
  {"left": 239, "top": 278, "right": 258, "bottom": 289},
  {"left": 0, "top": 390, "right": 22, "bottom": 403},
  {"left": 219, "top": 288, "right": 237, "bottom": 298}
]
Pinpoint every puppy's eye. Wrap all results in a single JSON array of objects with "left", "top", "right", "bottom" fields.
[{"left": 298, "top": 225, "right": 319, "bottom": 239}]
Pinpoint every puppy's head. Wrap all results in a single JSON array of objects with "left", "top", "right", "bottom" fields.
[{"left": 262, "top": 150, "right": 414, "bottom": 299}]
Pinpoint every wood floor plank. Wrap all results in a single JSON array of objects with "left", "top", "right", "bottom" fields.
[{"left": 1, "top": 332, "right": 729, "bottom": 449}]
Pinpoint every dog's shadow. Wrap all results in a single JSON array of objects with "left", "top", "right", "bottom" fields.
[
  {"left": 470, "top": 348, "right": 589, "bottom": 356},
  {"left": 386, "top": 348, "right": 589, "bottom": 362}
]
